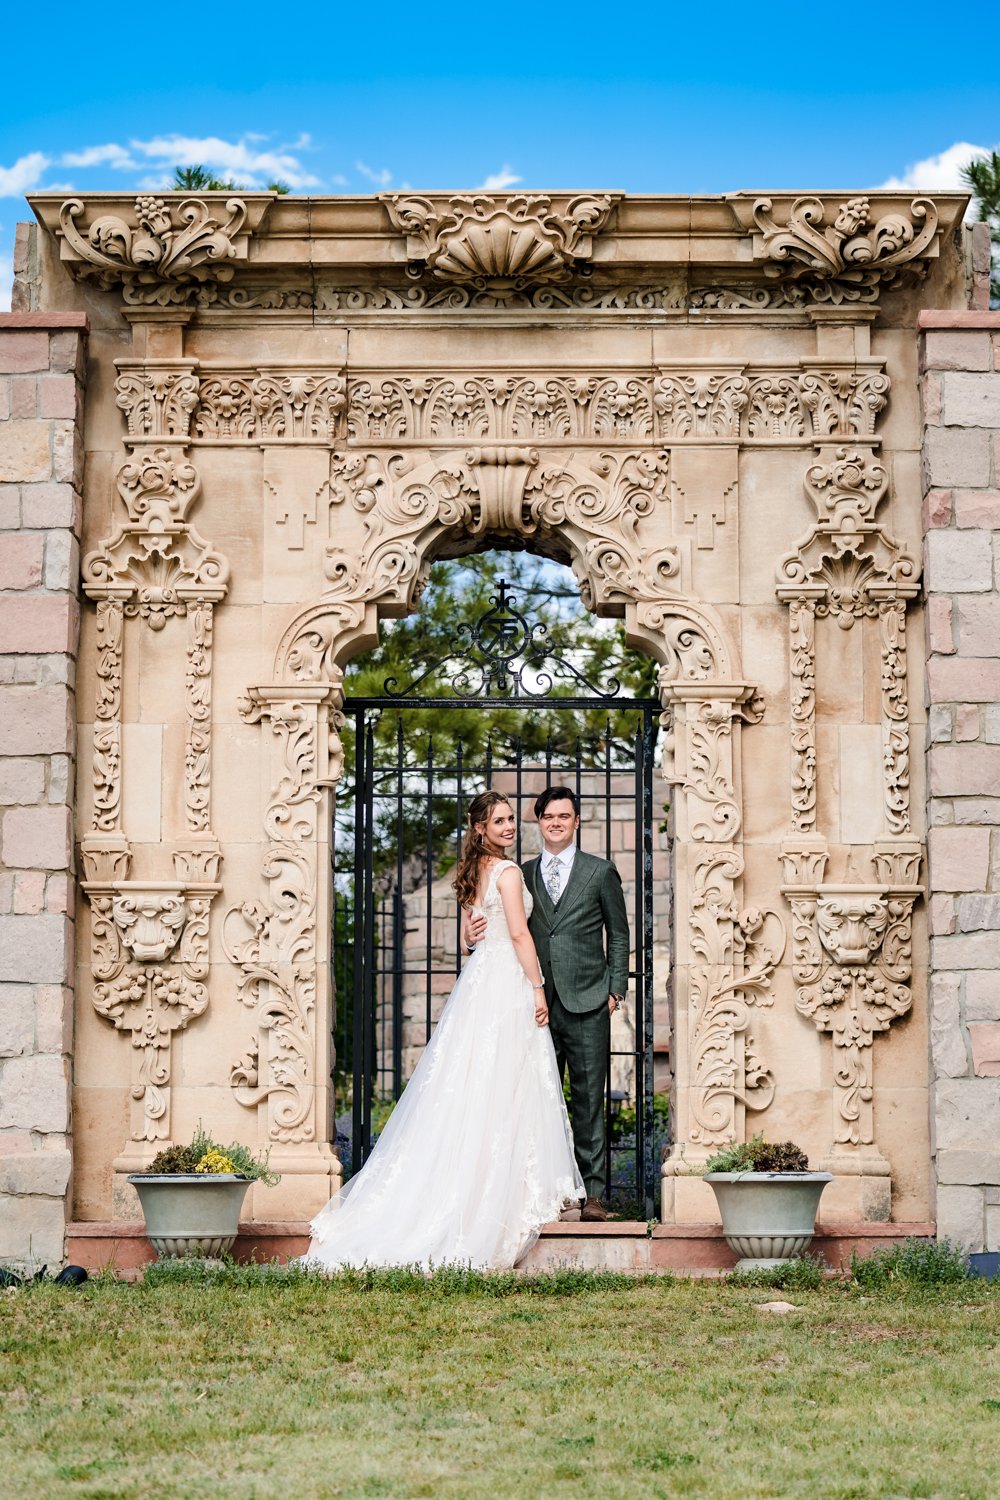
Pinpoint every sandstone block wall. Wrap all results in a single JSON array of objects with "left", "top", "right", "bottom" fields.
[
  {"left": 0, "top": 312, "right": 86, "bottom": 1267},
  {"left": 921, "top": 310, "right": 1000, "bottom": 1253}
]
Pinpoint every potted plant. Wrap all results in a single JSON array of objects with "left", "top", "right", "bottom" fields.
[
  {"left": 702, "top": 1136, "right": 832, "bottom": 1271},
  {"left": 128, "top": 1126, "right": 280, "bottom": 1260}
]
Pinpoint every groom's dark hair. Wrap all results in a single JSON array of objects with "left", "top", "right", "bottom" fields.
[{"left": 534, "top": 785, "right": 581, "bottom": 819}]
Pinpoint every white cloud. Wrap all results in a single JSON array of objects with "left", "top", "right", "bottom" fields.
[
  {"left": 0, "top": 248, "right": 12, "bottom": 311},
  {"left": 476, "top": 164, "right": 522, "bottom": 191},
  {"left": 127, "top": 134, "right": 322, "bottom": 189},
  {"left": 356, "top": 161, "right": 393, "bottom": 188},
  {"left": 0, "top": 151, "right": 51, "bottom": 197},
  {"left": 878, "top": 142, "right": 993, "bottom": 192},
  {"left": 61, "top": 143, "right": 135, "bottom": 171}
]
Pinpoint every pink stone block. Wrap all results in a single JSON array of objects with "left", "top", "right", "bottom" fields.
[
  {"left": 923, "top": 428, "right": 992, "bottom": 488},
  {"left": 0, "top": 534, "right": 43, "bottom": 590},
  {"left": 923, "top": 489, "right": 952, "bottom": 529},
  {"left": 942, "top": 372, "right": 1000, "bottom": 428},
  {"left": 920, "top": 372, "right": 942, "bottom": 425},
  {"left": 956, "top": 704, "right": 981, "bottom": 741},
  {"left": 0, "top": 332, "right": 48, "bottom": 374},
  {"left": 0, "top": 595, "right": 78, "bottom": 653},
  {"left": 954, "top": 491, "right": 1000, "bottom": 530},
  {"left": 927, "top": 658, "right": 1000, "bottom": 704},
  {"left": 35, "top": 984, "right": 73, "bottom": 1053},
  {"left": 957, "top": 598, "right": 1000, "bottom": 658},
  {"left": 923, "top": 330, "right": 992, "bottom": 372},
  {"left": 927, "top": 596, "right": 955, "bottom": 655},
  {"left": 0, "top": 686, "right": 72, "bottom": 755},
  {"left": 21, "top": 482, "right": 79, "bottom": 531},
  {"left": 928, "top": 825, "right": 992, "bottom": 893},
  {"left": 0, "top": 420, "right": 51, "bottom": 484},
  {"left": 969, "top": 1024, "right": 1000, "bottom": 1077},
  {"left": 37, "top": 375, "right": 79, "bottom": 420},
  {"left": 45, "top": 872, "right": 74, "bottom": 916},
  {"left": 929, "top": 892, "right": 956, "bottom": 935},
  {"left": 11, "top": 377, "right": 37, "bottom": 419},
  {"left": 1, "top": 806, "right": 72, "bottom": 870},
  {"left": 12, "top": 869, "right": 45, "bottom": 914},
  {"left": 47, "top": 333, "right": 84, "bottom": 377}
]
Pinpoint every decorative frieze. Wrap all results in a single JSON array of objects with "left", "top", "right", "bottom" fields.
[
  {"left": 194, "top": 371, "right": 346, "bottom": 442},
  {"left": 115, "top": 364, "right": 200, "bottom": 438}
]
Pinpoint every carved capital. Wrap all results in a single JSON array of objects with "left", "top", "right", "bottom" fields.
[{"left": 815, "top": 886, "right": 889, "bottom": 966}]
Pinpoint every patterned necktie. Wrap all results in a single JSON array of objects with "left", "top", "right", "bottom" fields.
[{"left": 545, "top": 858, "right": 562, "bottom": 905}]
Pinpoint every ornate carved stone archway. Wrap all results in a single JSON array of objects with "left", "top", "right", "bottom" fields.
[{"left": 36, "top": 185, "right": 959, "bottom": 1227}]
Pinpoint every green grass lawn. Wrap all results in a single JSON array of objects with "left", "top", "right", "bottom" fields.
[{"left": 2, "top": 1266, "right": 999, "bottom": 1500}]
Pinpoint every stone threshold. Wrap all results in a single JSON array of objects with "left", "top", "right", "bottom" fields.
[{"left": 67, "top": 1219, "right": 936, "bottom": 1275}]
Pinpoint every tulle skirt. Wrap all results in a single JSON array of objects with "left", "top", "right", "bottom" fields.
[{"left": 301, "top": 941, "right": 583, "bottom": 1271}]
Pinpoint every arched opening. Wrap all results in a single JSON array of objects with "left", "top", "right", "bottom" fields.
[{"left": 330, "top": 548, "right": 673, "bottom": 1217}]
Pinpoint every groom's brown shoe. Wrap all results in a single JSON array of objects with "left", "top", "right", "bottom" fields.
[{"left": 580, "top": 1196, "right": 608, "bottom": 1222}]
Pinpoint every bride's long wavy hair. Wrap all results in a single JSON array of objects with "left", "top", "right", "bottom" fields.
[{"left": 452, "top": 790, "right": 513, "bottom": 908}]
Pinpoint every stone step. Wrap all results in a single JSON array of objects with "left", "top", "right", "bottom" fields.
[{"left": 65, "top": 1219, "right": 937, "bottom": 1276}]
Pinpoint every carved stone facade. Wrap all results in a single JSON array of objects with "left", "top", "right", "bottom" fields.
[{"left": 2, "top": 188, "right": 980, "bottom": 1251}]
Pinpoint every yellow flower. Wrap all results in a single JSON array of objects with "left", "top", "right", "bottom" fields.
[{"left": 195, "top": 1149, "right": 236, "bottom": 1175}]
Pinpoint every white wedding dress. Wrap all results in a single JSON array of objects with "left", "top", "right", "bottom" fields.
[{"left": 303, "top": 860, "right": 583, "bottom": 1270}]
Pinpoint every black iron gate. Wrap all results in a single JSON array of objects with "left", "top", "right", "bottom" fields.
[{"left": 332, "top": 581, "right": 666, "bottom": 1215}]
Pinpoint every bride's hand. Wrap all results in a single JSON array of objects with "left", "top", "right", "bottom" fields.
[{"left": 534, "top": 997, "right": 549, "bottom": 1027}]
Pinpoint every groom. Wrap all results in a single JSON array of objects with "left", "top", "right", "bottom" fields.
[{"left": 467, "top": 785, "right": 630, "bottom": 1221}]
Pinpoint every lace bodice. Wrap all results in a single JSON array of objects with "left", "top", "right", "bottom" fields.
[{"left": 478, "top": 859, "right": 532, "bottom": 947}]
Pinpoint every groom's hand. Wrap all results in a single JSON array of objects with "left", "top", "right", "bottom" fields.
[
  {"left": 609, "top": 993, "right": 624, "bottom": 1016},
  {"left": 461, "top": 909, "right": 488, "bottom": 950}
]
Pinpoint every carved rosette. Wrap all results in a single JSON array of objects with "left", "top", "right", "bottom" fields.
[
  {"left": 222, "top": 682, "right": 343, "bottom": 1145},
  {"left": 82, "top": 862, "right": 222, "bottom": 1143},
  {"left": 781, "top": 843, "right": 922, "bottom": 1153}
]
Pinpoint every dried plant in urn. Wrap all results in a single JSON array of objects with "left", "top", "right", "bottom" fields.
[
  {"left": 702, "top": 1134, "right": 831, "bottom": 1272},
  {"left": 129, "top": 1126, "right": 280, "bottom": 1260}
]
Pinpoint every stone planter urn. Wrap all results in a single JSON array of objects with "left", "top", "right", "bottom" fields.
[
  {"left": 704, "top": 1171, "right": 832, "bottom": 1270},
  {"left": 128, "top": 1174, "right": 252, "bottom": 1259}
]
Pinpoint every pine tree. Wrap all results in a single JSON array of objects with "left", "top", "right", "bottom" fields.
[{"left": 961, "top": 150, "right": 1000, "bottom": 307}]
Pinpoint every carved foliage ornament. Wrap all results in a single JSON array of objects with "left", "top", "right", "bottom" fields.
[
  {"left": 385, "top": 194, "right": 619, "bottom": 292},
  {"left": 753, "top": 196, "right": 939, "bottom": 299},
  {"left": 59, "top": 195, "right": 248, "bottom": 293}
]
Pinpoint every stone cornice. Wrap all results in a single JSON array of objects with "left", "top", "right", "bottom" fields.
[{"left": 29, "top": 190, "right": 969, "bottom": 313}]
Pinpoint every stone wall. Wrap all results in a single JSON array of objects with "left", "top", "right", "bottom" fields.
[
  {"left": 0, "top": 312, "right": 86, "bottom": 1266},
  {"left": 921, "top": 310, "right": 1000, "bottom": 1253}
]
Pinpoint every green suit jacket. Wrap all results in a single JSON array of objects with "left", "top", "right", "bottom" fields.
[{"left": 524, "top": 851, "right": 630, "bottom": 1015}]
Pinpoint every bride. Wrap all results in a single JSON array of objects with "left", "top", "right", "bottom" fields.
[{"left": 302, "top": 789, "right": 584, "bottom": 1271}]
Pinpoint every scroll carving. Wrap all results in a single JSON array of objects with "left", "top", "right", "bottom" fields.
[
  {"left": 223, "top": 685, "right": 342, "bottom": 1144},
  {"left": 58, "top": 195, "right": 251, "bottom": 297},
  {"left": 385, "top": 193, "right": 619, "bottom": 292},
  {"left": 879, "top": 600, "right": 911, "bottom": 835},
  {"left": 752, "top": 196, "right": 940, "bottom": 301},
  {"left": 788, "top": 600, "right": 817, "bottom": 834}
]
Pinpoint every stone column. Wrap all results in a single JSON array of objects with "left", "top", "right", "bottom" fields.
[
  {"left": 920, "top": 309, "right": 1000, "bottom": 1252},
  {"left": 0, "top": 312, "right": 87, "bottom": 1268}
]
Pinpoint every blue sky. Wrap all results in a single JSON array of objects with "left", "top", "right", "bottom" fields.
[{"left": 2, "top": 1, "right": 997, "bottom": 304}]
